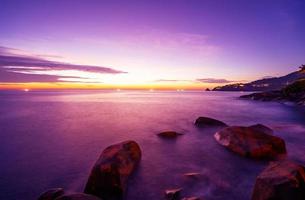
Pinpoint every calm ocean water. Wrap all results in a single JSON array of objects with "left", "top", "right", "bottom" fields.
[{"left": 0, "top": 90, "right": 305, "bottom": 200}]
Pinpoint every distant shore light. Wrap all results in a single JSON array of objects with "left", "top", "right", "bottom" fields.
[
  {"left": 23, "top": 88, "right": 29, "bottom": 92},
  {"left": 116, "top": 89, "right": 121, "bottom": 91}
]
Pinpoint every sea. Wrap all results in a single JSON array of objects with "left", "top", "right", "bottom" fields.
[{"left": 0, "top": 90, "right": 304, "bottom": 200}]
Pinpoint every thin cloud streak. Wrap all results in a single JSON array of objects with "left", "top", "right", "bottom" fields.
[
  {"left": 196, "top": 78, "right": 235, "bottom": 84},
  {"left": 0, "top": 46, "right": 126, "bottom": 83}
]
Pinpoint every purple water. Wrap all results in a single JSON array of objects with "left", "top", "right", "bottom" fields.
[{"left": 0, "top": 90, "right": 305, "bottom": 200}]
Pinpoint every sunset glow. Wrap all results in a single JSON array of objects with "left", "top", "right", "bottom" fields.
[{"left": 1, "top": 1, "right": 305, "bottom": 90}]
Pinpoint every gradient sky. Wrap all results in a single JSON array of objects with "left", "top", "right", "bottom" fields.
[{"left": 0, "top": 0, "right": 305, "bottom": 90}]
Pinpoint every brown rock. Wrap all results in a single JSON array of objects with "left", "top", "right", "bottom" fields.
[
  {"left": 252, "top": 160, "right": 305, "bottom": 200},
  {"left": 195, "top": 117, "right": 227, "bottom": 128},
  {"left": 214, "top": 125, "right": 286, "bottom": 159},
  {"left": 38, "top": 188, "right": 65, "bottom": 200},
  {"left": 165, "top": 188, "right": 182, "bottom": 200},
  {"left": 84, "top": 140, "right": 141, "bottom": 200},
  {"left": 183, "top": 172, "right": 201, "bottom": 179},
  {"left": 182, "top": 197, "right": 201, "bottom": 200},
  {"left": 158, "top": 131, "right": 183, "bottom": 138},
  {"left": 55, "top": 193, "right": 101, "bottom": 200}
]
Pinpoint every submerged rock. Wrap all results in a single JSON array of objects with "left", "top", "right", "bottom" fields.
[
  {"left": 158, "top": 131, "right": 183, "bottom": 138},
  {"left": 252, "top": 160, "right": 305, "bottom": 200},
  {"left": 84, "top": 140, "right": 141, "bottom": 200},
  {"left": 38, "top": 188, "right": 65, "bottom": 200},
  {"left": 214, "top": 125, "right": 286, "bottom": 159},
  {"left": 182, "top": 197, "right": 201, "bottom": 200},
  {"left": 165, "top": 188, "right": 182, "bottom": 200},
  {"left": 194, "top": 117, "right": 227, "bottom": 128},
  {"left": 56, "top": 193, "right": 102, "bottom": 200},
  {"left": 183, "top": 172, "right": 201, "bottom": 178}
]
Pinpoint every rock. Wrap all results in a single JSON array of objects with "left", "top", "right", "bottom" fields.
[
  {"left": 55, "top": 193, "right": 102, "bottom": 200},
  {"left": 240, "top": 91, "right": 283, "bottom": 101},
  {"left": 158, "top": 131, "right": 183, "bottom": 138},
  {"left": 252, "top": 160, "right": 305, "bottom": 200},
  {"left": 183, "top": 172, "right": 201, "bottom": 179},
  {"left": 214, "top": 125, "right": 286, "bottom": 159},
  {"left": 240, "top": 79, "right": 305, "bottom": 106},
  {"left": 182, "top": 197, "right": 201, "bottom": 200},
  {"left": 249, "top": 124, "right": 273, "bottom": 135},
  {"left": 194, "top": 117, "right": 227, "bottom": 128},
  {"left": 38, "top": 188, "right": 65, "bottom": 200},
  {"left": 165, "top": 188, "right": 182, "bottom": 200},
  {"left": 84, "top": 140, "right": 141, "bottom": 200}
]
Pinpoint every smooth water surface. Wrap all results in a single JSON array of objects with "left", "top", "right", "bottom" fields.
[{"left": 0, "top": 90, "right": 305, "bottom": 200}]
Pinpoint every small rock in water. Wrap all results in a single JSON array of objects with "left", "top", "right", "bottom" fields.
[
  {"left": 252, "top": 160, "right": 305, "bottom": 200},
  {"left": 195, "top": 117, "right": 227, "bottom": 128},
  {"left": 165, "top": 188, "right": 182, "bottom": 200},
  {"left": 38, "top": 188, "right": 65, "bottom": 200},
  {"left": 55, "top": 193, "right": 102, "bottom": 200},
  {"left": 182, "top": 197, "right": 201, "bottom": 200},
  {"left": 183, "top": 172, "right": 201, "bottom": 179},
  {"left": 158, "top": 131, "right": 183, "bottom": 138}
]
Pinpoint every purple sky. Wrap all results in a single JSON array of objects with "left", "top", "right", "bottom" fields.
[{"left": 0, "top": 0, "right": 305, "bottom": 88}]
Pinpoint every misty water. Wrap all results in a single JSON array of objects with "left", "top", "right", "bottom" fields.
[{"left": 0, "top": 90, "right": 305, "bottom": 200}]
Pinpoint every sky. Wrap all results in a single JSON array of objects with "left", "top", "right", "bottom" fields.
[{"left": 0, "top": 0, "right": 305, "bottom": 90}]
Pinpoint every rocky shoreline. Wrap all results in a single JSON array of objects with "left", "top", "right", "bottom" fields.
[
  {"left": 240, "top": 79, "right": 305, "bottom": 106},
  {"left": 38, "top": 117, "right": 305, "bottom": 200}
]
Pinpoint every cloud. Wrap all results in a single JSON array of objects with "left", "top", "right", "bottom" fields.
[
  {"left": 0, "top": 46, "right": 126, "bottom": 82},
  {"left": 195, "top": 78, "right": 235, "bottom": 84}
]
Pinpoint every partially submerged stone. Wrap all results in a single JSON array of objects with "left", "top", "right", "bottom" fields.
[
  {"left": 165, "top": 188, "right": 182, "bottom": 200},
  {"left": 183, "top": 172, "right": 201, "bottom": 179},
  {"left": 84, "top": 140, "right": 141, "bottom": 200},
  {"left": 252, "top": 160, "right": 305, "bottom": 200},
  {"left": 55, "top": 193, "right": 102, "bottom": 200},
  {"left": 158, "top": 131, "right": 183, "bottom": 138},
  {"left": 38, "top": 188, "right": 65, "bottom": 200},
  {"left": 214, "top": 125, "right": 286, "bottom": 159},
  {"left": 195, "top": 117, "right": 227, "bottom": 128},
  {"left": 182, "top": 197, "right": 201, "bottom": 200}
]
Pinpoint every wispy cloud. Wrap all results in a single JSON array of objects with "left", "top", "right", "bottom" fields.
[
  {"left": 195, "top": 78, "right": 235, "bottom": 84},
  {"left": 0, "top": 46, "right": 126, "bottom": 83}
]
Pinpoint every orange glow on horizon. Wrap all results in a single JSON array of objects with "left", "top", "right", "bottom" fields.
[{"left": 0, "top": 82, "right": 220, "bottom": 90}]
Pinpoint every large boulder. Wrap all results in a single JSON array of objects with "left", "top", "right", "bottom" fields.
[
  {"left": 157, "top": 131, "right": 183, "bottom": 138},
  {"left": 252, "top": 160, "right": 305, "bottom": 200},
  {"left": 84, "top": 140, "right": 141, "bottom": 200},
  {"left": 214, "top": 125, "right": 286, "bottom": 159},
  {"left": 38, "top": 188, "right": 65, "bottom": 200},
  {"left": 55, "top": 193, "right": 102, "bottom": 200},
  {"left": 194, "top": 117, "right": 227, "bottom": 128}
]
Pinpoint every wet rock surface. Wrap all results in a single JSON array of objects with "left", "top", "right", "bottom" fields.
[
  {"left": 252, "top": 160, "right": 305, "bottom": 200},
  {"left": 55, "top": 193, "right": 102, "bottom": 200},
  {"left": 214, "top": 125, "right": 286, "bottom": 159},
  {"left": 84, "top": 140, "right": 141, "bottom": 200},
  {"left": 158, "top": 131, "right": 183, "bottom": 138},
  {"left": 195, "top": 117, "right": 227, "bottom": 128},
  {"left": 38, "top": 188, "right": 65, "bottom": 200},
  {"left": 165, "top": 188, "right": 182, "bottom": 200}
]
